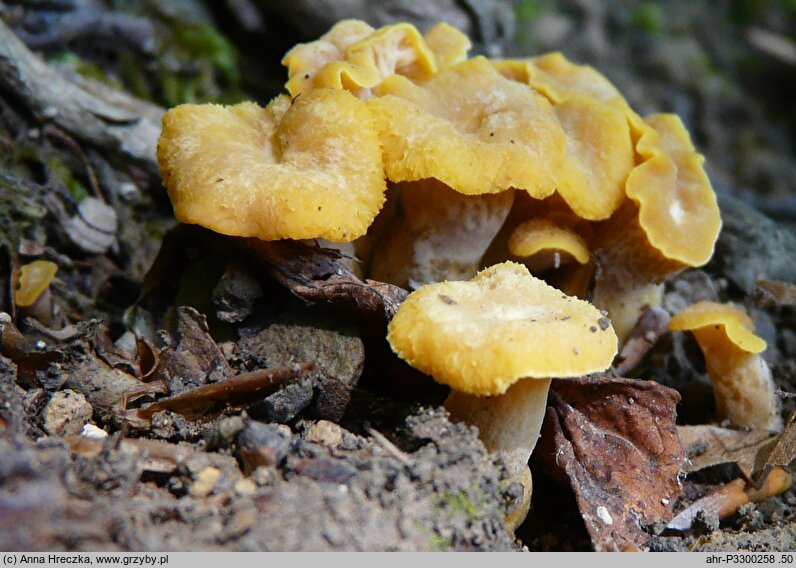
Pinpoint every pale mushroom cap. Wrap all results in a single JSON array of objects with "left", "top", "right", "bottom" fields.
[
  {"left": 16, "top": 260, "right": 58, "bottom": 307},
  {"left": 283, "top": 21, "right": 436, "bottom": 98},
  {"left": 625, "top": 113, "right": 721, "bottom": 267},
  {"left": 669, "top": 301, "right": 766, "bottom": 354},
  {"left": 369, "top": 56, "right": 568, "bottom": 197},
  {"left": 492, "top": 53, "right": 628, "bottom": 108},
  {"left": 282, "top": 20, "right": 376, "bottom": 97},
  {"left": 387, "top": 261, "right": 618, "bottom": 396},
  {"left": 508, "top": 218, "right": 590, "bottom": 265},
  {"left": 422, "top": 22, "right": 472, "bottom": 70},
  {"left": 554, "top": 96, "right": 634, "bottom": 220},
  {"left": 157, "top": 89, "right": 386, "bottom": 243}
]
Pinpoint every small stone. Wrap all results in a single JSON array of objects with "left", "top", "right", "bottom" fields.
[
  {"left": 81, "top": 423, "right": 108, "bottom": 439},
  {"left": 42, "top": 390, "right": 93, "bottom": 436},
  {"left": 305, "top": 420, "right": 344, "bottom": 448},
  {"left": 190, "top": 466, "right": 221, "bottom": 498},
  {"left": 234, "top": 478, "right": 257, "bottom": 496},
  {"left": 252, "top": 466, "right": 273, "bottom": 486},
  {"left": 64, "top": 197, "right": 118, "bottom": 254}
]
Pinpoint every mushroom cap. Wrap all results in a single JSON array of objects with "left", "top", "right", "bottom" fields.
[
  {"left": 625, "top": 113, "right": 721, "bottom": 266},
  {"left": 369, "top": 56, "right": 568, "bottom": 196},
  {"left": 422, "top": 22, "right": 471, "bottom": 70},
  {"left": 15, "top": 260, "right": 57, "bottom": 307},
  {"left": 554, "top": 96, "right": 634, "bottom": 220},
  {"left": 282, "top": 19, "right": 375, "bottom": 97},
  {"left": 669, "top": 301, "right": 766, "bottom": 354},
  {"left": 157, "top": 89, "right": 386, "bottom": 243},
  {"left": 387, "top": 261, "right": 618, "bottom": 396},
  {"left": 493, "top": 53, "right": 628, "bottom": 108},
  {"left": 283, "top": 21, "right": 436, "bottom": 98},
  {"left": 508, "top": 217, "right": 590, "bottom": 266}
]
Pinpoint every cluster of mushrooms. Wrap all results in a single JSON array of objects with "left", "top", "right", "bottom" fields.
[{"left": 156, "top": 20, "right": 782, "bottom": 530}]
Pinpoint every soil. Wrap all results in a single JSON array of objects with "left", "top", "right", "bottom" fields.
[{"left": 0, "top": 0, "right": 795, "bottom": 553}]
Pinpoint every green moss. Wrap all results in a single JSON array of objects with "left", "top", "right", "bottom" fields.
[
  {"left": 48, "top": 52, "right": 123, "bottom": 90},
  {"left": 435, "top": 488, "right": 487, "bottom": 522},
  {"left": 630, "top": 2, "right": 665, "bottom": 36}
]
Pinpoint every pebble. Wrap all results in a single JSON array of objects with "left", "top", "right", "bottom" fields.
[
  {"left": 81, "top": 424, "right": 108, "bottom": 439},
  {"left": 42, "top": 390, "right": 93, "bottom": 436},
  {"left": 190, "top": 466, "right": 221, "bottom": 498},
  {"left": 305, "top": 420, "right": 344, "bottom": 448}
]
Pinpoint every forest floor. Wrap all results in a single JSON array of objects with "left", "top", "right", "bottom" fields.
[{"left": 0, "top": 0, "right": 795, "bottom": 552}]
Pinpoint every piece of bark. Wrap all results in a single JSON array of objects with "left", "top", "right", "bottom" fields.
[
  {"left": 755, "top": 279, "right": 796, "bottom": 307},
  {"left": 0, "top": 20, "right": 163, "bottom": 177},
  {"left": 536, "top": 376, "right": 685, "bottom": 551}
]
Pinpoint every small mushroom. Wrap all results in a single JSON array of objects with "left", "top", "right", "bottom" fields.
[
  {"left": 15, "top": 260, "right": 58, "bottom": 308},
  {"left": 508, "top": 217, "right": 590, "bottom": 274},
  {"left": 422, "top": 22, "right": 472, "bottom": 70},
  {"left": 669, "top": 301, "right": 781, "bottom": 431},
  {"left": 592, "top": 112, "right": 721, "bottom": 342},
  {"left": 387, "top": 262, "right": 618, "bottom": 526},
  {"left": 157, "top": 89, "right": 386, "bottom": 243}
]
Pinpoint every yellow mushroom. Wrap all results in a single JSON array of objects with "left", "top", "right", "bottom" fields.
[
  {"left": 387, "top": 262, "right": 618, "bottom": 527},
  {"left": 157, "top": 89, "right": 385, "bottom": 243},
  {"left": 283, "top": 21, "right": 437, "bottom": 99},
  {"left": 368, "top": 56, "right": 568, "bottom": 197},
  {"left": 282, "top": 19, "right": 376, "bottom": 97},
  {"left": 592, "top": 112, "right": 721, "bottom": 343},
  {"left": 508, "top": 217, "right": 590, "bottom": 274},
  {"left": 669, "top": 302, "right": 781, "bottom": 431},
  {"left": 422, "top": 22, "right": 472, "bottom": 70},
  {"left": 15, "top": 260, "right": 58, "bottom": 307}
]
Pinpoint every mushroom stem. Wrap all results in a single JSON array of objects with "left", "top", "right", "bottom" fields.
[
  {"left": 669, "top": 302, "right": 782, "bottom": 431},
  {"left": 445, "top": 378, "right": 551, "bottom": 531},
  {"left": 368, "top": 180, "right": 514, "bottom": 289},
  {"left": 445, "top": 378, "right": 552, "bottom": 479},
  {"left": 691, "top": 327, "right": 781, "bottom": 431}
]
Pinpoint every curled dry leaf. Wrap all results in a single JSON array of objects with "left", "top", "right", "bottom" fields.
[
  {"left": 246, "top": 239, "right": 408, "bottom": 320},
  {"left": 755, "top": 409, "right": 796, "bottom": 487},
  {"left": 535, "top": 375, "right": 684, "bottom": 551},
  {"left": 678, "top": 424, "right": 778, "bottom": 480},
  {"left": 755, "top": 279, "right": 796, "bottom": 307},
  {"left": 151, "top": 306, "right": 232, "bottom": 393}
]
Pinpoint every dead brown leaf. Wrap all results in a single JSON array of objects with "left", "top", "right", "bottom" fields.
[
  {"left": 678, "top": 424, "right": 778, "bottom": 480},
  {"left": 246, "top": 239, "right": 408, "bottom": 321},
  {"left": 755, "top": 409, "right": 796, "bottom": 486},
  {"left": 152, "top": 306, "right": 232, "bottom": 393},
  {"left": 535, "top": 376, "right": 684, "bottom": 551},
  {"left": 755, "top": 279, "right": 796, "bottom": 307}
]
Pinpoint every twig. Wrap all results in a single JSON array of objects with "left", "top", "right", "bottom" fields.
[
  {"left": 0, "top": 20, "right": 163, "bottom": 177},
  {"left": 137, "top": 362, "right": 314, "bottom": 419}
]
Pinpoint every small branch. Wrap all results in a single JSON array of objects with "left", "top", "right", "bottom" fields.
[
  {"left": 0, "top": 20, "right": 163, "bottom": 177},
  {"left": 137, "top": 362, "right": 314, "bottom": 419}
]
